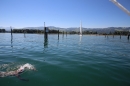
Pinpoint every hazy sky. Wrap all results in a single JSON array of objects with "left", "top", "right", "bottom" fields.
[{"left": 0, "top": 0, "right": 130, "bottom": 28}]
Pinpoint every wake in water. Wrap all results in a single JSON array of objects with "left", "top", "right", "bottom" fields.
[{"left": 0, "top": 63, "right": 36, "bottom": 81}]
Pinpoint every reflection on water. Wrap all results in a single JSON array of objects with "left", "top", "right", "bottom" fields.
[
  {"left": 62, "top": 34, "right": 64, "bottom": 38},
  {"left": 58, "top": 34, "right": 59, "bottom": 40},
  {"left": 79, "top": 36, "right": 82, "bottom": 45},
  {"left": 24, "top": 33, "right": 26, "bottom": 38},
  {"left": 44, "top": 38, "right": 48, "bottom": 48},
  {"left": 11, "top": 36, "right": 13, "bottom": 48}
]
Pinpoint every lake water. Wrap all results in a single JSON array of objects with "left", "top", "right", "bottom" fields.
[{"left": 0, "top": 33, "right": 130, "bottom": 86}]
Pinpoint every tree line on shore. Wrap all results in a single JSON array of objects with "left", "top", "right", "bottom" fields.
[
  {"left": 0, "top": 29, "right": 129, "bottom": 35},
  {"left": 0, "top": 29, "right": 5, "bottom": 32}
]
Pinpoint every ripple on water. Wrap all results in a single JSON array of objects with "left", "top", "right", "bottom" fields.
[{"left": 0, "top": 34, "right": 130, "bottom": 86}]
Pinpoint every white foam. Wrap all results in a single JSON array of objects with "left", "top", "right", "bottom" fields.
[{"left": 19, "top": 63, "right": 35, "bottom": 70}]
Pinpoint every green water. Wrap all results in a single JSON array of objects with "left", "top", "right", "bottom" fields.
[{"left": 0, "top": 33, "right": 130, "bottom": 86}]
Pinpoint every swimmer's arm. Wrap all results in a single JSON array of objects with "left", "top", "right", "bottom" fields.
[{"left": 16, "top": 75, "right": 29, "bottom": 81}]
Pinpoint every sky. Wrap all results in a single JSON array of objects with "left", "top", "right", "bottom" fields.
[{"left": 0, "top": 0, "right": 130, "bottom": 28}]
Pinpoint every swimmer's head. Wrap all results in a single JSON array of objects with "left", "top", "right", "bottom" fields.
[
  {"left": 17, "top": 67, "right": 24, "bottom": 74},
  {"left": 17, "top": 63, "right": 36, "bottom": 73}
]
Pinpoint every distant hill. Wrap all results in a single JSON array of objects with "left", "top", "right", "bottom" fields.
[{"left": 1, "top": 26, "right": 130, "bottom": 33}]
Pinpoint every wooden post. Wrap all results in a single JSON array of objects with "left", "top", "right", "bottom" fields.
[
  {"left": 24, "top": 30, "right": 26, "bottom": 38},
  {"left": 58, "top": 30, "right": 59, "bottom": 40},
  {"left": 10, "top": 26, "right": 13, "bottom": 47},
  {"left": 10, "top": 26, "right": 12, "bottom": 36},
  {"left": 11, "top": 35, "right": 13, "bottom": 47},
  {"left": 66, "top": 32, "right": 67, "bottom": 37},
  {"left": 44, "top": 22, "right": 48, "bottom": 39},
  {"left": 128, "top": 34, "right": 130, "bottom": 40},
  {"left": 44, "top": 26, "right": 49, "bottom": 48},
  {"left": 128, "top": 30, "right": 130, "bottom": 40},
  {"left": 44, "top": 27, "right": 48, "bottom": 39},
  {"left": 120, "top": 32, "right": 121, "bottom": 39}
]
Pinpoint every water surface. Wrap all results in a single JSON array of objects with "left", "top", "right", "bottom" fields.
[{"left": 0, "top": 33, "right": 130, "bottom": 86}]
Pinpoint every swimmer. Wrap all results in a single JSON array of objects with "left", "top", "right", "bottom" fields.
[{"left": 0, "top": 63, "right": 36, "bottom": 81}]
